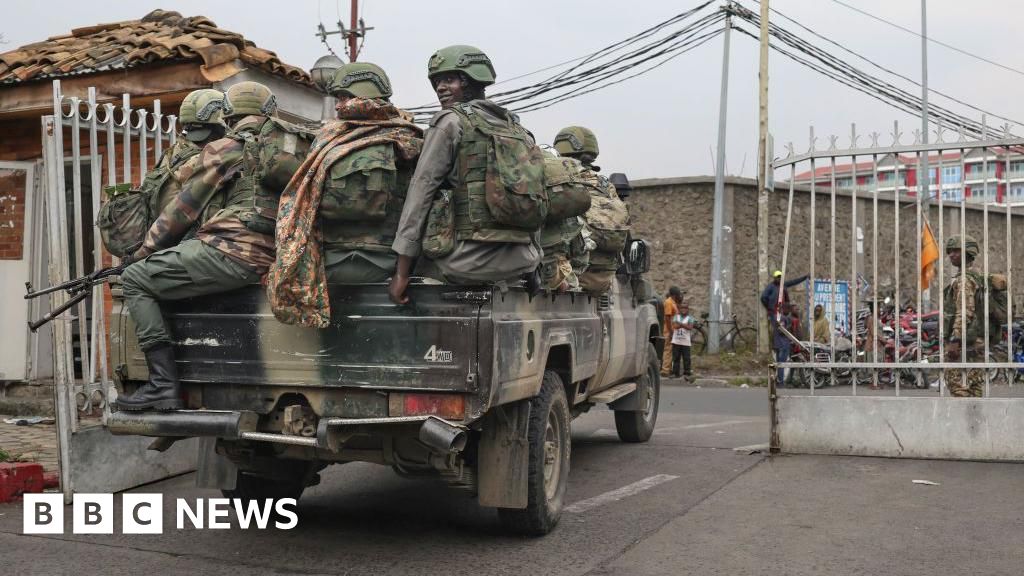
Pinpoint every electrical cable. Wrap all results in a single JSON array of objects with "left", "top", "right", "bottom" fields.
[
  {"left": 827, "top": 0, "right": 1024, "bottom": 79},
  {"left": 742, "top": 0, "right": 1024, "bottom": 129}
]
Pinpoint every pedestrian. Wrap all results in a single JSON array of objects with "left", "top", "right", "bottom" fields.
[
  {"left": 671, "top": 303, "right": 695, "bottom": 379},
  {"left": 661, "top": 286, "right": 683, "bottom": 376},
  {"left": 943, "top": 235, "right": 986, "bottom": 397},
  {"left": 812, "top": 304, "right": 831, "bottom": 344},
  {"left": 774, "top": 302, "right": 796, "bottom": 385},
  {"left": 761, "top": 270, "right": 809, "bottom": 348}
]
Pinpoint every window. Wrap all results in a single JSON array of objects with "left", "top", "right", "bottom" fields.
[
  {"left": 1011, "top": 184, "right": 1024, "bottom": 198},
  {"left": 941, "top": 166, "right": 961, "bottom": 184}
]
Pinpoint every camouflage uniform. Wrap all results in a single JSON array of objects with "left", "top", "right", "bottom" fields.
[
  {"left": 392, "top": 99, "right": 541, "bottom": 283},
  {"left": 943, "top": 237, "right": 985, "bottom": 397},
  {"left": 578, "top": 167, "right": 629, "bottom": 294},
  {"left": 267, "top": 97, "right": 422, "bottom": 327},
  {"left": 123, "top": 113, "right": 311, "bottom": 350},
  {"left": 145, "top": 138, "right": 200, "bottom": 222}
]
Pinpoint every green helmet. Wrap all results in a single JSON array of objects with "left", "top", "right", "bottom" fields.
[
  {"left": 222, "top": 81, "right": 277, "bottom": 118},
  {"left": 328, "top": 62, "right": 393, "bottom": 99},
  {"left": 945, "top": 235, "right": 979, "bottom": 259},
  {"left": 553, "top": 126, "right": 599, "bottom": 158},
  {"left": 178, "top": 89, "right": 226, "bottom": 142},
  {"left": 427, "top": 45, "right": 496, "bottom": 86}
]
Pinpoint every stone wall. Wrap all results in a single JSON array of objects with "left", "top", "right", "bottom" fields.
[{"left": 629, "top": 176, "right": 1024, "bottom": 330}]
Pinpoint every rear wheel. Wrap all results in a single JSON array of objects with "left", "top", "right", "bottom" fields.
[
  {"left": 691, "top": 326, "right": 707, "bottom": 355},
  {"left": 615, "top": 343, "right": 661, "bottom": 443},
  {"left": 498, "top": 370, "right": 571, "bottom": 536}
]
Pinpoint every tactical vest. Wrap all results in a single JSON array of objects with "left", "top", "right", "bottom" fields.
[
  {"left": 320, "top": 143, "right": 412, "bottom": 252},
  {"left": 223, "top": 116, "right": 313, "bottom": 235},
  {"left": 582, "top": 170, "right": 630, "bottom": 271},
  {"left": 143, "top": 139, "right": 200, "bottom": 224},
  {"left": 450, "top": 103, "right": 547, "bottom": 244}
]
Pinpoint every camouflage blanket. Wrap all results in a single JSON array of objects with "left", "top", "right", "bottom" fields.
[{"left": 267, "top": 99, "right": 422, "bottom": 327}]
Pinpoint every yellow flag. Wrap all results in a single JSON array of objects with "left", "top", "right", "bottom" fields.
[{"left": 921, "top": 220, "right": 939, "bottom": 290}]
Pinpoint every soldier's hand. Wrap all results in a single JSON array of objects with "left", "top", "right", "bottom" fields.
[
  {"left": 388, "top": 272, "right": 410, "bottom": 305},
  {"left": 946, "top": 341, "right": 961, "bottom": 361}
]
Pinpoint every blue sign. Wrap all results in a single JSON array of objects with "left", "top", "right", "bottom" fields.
[{"left": 809, "top": 279, "right": 851, "bottom": 335}]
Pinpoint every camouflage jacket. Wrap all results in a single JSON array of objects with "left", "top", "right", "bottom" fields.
[
  {"left": 943, "top": 270, "right": 980, "bottom": 346},
  {"left": 133, "top": 137, "right": 244, "bottom": 261},
  {"left": 267, "top": 99, "right": 422, "bottom": 327},
  {"left": 580, "top": 165, "right": 630, "bottom": 271},
  {"left": 145, "top": 138, "right": 201, "bottom": 222},
  {"left": 196, "top": 115, "right": 312, "bottom": 274}
]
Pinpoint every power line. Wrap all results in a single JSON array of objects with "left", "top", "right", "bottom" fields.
[
  {"left": 742, "top": 0, "right": 1024, "bottom": 129},
  {"left": 827, "top": 0, "right": 1024, "bottom": 79}
]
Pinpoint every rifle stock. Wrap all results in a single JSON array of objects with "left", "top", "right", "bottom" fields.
[{"left": 25, "top": 264, "right": 127, "bottom": 331}]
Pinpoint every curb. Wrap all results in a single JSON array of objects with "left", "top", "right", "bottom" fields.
[{"left": 0, "top": 462, "right": 45, "bottom": 503}]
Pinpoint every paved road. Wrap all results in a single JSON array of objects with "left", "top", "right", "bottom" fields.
[{"left": 2, "top": 386, "right": 1021, "bottom": 576}]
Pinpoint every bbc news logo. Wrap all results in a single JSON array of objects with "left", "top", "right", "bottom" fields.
[{"left": 23, "top": 494, "right": 298, "bottom": 534}]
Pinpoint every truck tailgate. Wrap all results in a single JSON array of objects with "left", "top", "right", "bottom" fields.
[{"left": 114, "top": 283, "right": 482, "bottom": 392}]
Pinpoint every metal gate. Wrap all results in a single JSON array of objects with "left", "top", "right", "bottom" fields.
[
  {"left": 769, "top": 119, "right": 1024, "bottom": 460},
  {"left": 41, "top": 80, "right": 195, "bottom": 501}
]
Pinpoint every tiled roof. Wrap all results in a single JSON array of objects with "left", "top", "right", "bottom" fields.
[{"left": 0, "top": 10, "right": 312, "bottom": 86}]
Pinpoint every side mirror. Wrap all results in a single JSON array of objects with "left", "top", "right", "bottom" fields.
[{"left": 625, "top": 238, "right": 650, "bottom": 275}]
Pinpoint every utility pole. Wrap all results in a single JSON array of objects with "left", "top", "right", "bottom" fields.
[
  {"left": 708, "top": 3, "right": 733, "bottom": 354},
  {"left": 756, "top": 0, "right": 771, "bottom": 354},
  {"left": 920, "top": 0, "right": 931, "bottom": 309},
  {"left": 315, "top": 0, "right": 374, "bottom": 63}
]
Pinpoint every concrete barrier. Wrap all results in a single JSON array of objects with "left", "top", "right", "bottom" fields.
[{"left": 776, "top": 396, "right": 1024, "bottom": 461}]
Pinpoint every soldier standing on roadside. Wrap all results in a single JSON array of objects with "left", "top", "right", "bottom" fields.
[
  {"left": 116, "top": 82, "right": 311, "bottom": 411},
  {"left": 388, "top": 45, "right": 544, "bottom": 304},
  {"left": 553, "top": 126, "right": 629, "bottom": 294},
  {"left": 943, "top": 235, "right": 985, "bottom": 397}
]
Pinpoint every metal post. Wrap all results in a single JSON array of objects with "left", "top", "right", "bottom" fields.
[
  {"left": 850, "top": 127, "right": 858, "bottom": 394},
  {"left": 829, "top": 155, "right": 837, "bottom": 387},
  {"left": 756, "top": 0, "right": 771, "bottom": 355},
  {"left": 920, "top": 0, "right": 932, "bottom": 311},
  {"left": 708, "top": 5, "right": 733, "bottom": 354},
  {"left": 894, "top": 127, "right": 901, "bottom": 397},
  {"left": 937, "top": 139, "right": 945, "bottom": 396},
  {"left": 872, "top": 153, "right": 880, "bottom": 389},
  {"left": 349, "top": 0, "right": 359, "bottom": 62}
]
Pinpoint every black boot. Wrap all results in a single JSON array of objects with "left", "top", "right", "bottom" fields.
[
  {"left": 523, "top": 267, "right": 543, "bottom": 298},
  {"left": 116, "top": 344, "right": 184, "bottom": 411}
]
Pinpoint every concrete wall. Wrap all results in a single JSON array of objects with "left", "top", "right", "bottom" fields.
[
  {"left": 776, "top": 396, "right": 1024, "bottom": 461},
  {"left": 630, "top": 176, "right": 1024, "bottom": 330}
]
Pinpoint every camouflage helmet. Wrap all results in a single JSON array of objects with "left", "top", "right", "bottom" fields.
[
  {"left": 945, "top": 235, "right": 979, "bottom": 259},
  {"left": 427, "top": 45, "right": 496, "bottom": 86},
  {"left": 222, "top": 81, "right": 277, "bottom": 118},
  {"left": 553, "top": 126, "right": 599, "bottom": 158},
  {"left": 178, "top": 89, "right": 226, "bottom": 142},
  {"left": 328, "top": 62, "right": 393, "bottom": 99}
]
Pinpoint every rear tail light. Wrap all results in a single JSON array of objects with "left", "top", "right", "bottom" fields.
[{"left": 390, "top": 393, "right": 465, "bottom": 420}]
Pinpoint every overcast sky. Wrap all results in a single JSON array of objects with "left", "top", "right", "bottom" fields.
[{"left": 5, "top": 1, "right": 1024, "bottom": 179}]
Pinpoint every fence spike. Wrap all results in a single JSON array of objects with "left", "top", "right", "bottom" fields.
[
  {"left": 850, "top": 123, "right": 859, "bottom": 150},
  {"left": 808, "top": 126, "right": 817, "bottom": 153},
  {"left": 912, "top": 128, "right": 922, "bottom": 145},
  {"left": 785, "top": 142, "right": 795, "bottom": 157},
  {"left": 890, "top": 120, "right": 902, "bottom": 146},
  {"left": 828, "top": 134, "right": 839, "bottom": 151},
  {"left": 869, "top": 131, "right": 880, "bottom": 148}
]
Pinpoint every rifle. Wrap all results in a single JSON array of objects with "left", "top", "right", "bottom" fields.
[{"left": 25, "top": 264, "right": 127, "bottom": 332}]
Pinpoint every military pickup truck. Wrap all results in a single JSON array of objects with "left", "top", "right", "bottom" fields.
[{"left": 107, "top": 240, "right": 661, "bottom": 535}]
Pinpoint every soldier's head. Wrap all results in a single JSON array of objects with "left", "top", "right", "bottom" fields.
[
  {"left": 554, "top": 126, "right": 599, "bottom": 166},
  {"left": 668, "top": 285, "right": 683, "bottom": 304},
  {"left": 945, "top": 235, "right": 979, "bottom": 268},
  {"left": 427, "top": 45, "right": 495, "bottom": 109},
  {"left": 178, "top": 89, "right": 227, "bottom": 144},
  {"left": 328, "top": 62, "right": 393, "bottom": 115},
  {"left": 222, "top": 81, "right": 277, "bottom": 127}
]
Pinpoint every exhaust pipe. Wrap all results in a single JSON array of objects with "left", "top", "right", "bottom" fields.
[{"left": 419, "top": 417, "right": 467, "bottom": 453}]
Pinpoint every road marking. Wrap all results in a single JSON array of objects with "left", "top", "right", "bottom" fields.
[
  {"left": 590, "top": 418, "right": 760, "bottom": 438},
  {"left": 565, "top": 474, "right": 679, "bottom": 514}
]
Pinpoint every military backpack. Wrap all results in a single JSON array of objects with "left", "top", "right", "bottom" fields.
[
  {"left": 582, "top": 172, "right": 630, "bottom": 271},
  {"left": 542, "top": 155, "right": 592, "bottom": 223},
  {"left": 450, "top": 103, "right": 548, "bottom": 244}
]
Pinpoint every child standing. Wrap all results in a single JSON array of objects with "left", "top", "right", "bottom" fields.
[{"left": 671, "top": 303, "right": 695, "bottom": 379}]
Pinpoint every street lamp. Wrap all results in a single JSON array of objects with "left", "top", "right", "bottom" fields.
[{"left": 310, "top": 54, "right": 344, "bottom": 123}]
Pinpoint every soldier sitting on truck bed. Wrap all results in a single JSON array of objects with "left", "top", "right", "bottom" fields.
[
  {"left": 388, "top": 45, "right": 547, "bottom": 304},
  {"left": 553, "top": 126, "right": 630, "bottom": 294},
  {"left": 115, "top": 82, "right": 313, "bottom": 411},
  {"left": 267, "top": 62, "right": 423, "bottom": 327}
]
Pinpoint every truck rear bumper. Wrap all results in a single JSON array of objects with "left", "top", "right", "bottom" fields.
[{"left": 107, "top": 410, "right": 467, "bottom": 453}]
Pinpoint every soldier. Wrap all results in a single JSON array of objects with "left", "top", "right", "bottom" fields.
[
  {"left": 267, "top": 63, "right": 423, "bottom": 327},
  {"left": 116, "top": 82, "right": 312, "bottom": 411},
  {"left": 147, "top": 89, "right": 227, "bottom": 222},
  {"left": 943, "top": 235, "right": 985, "bottom": 397},
  {"left": 553, "top": 126, "right": 629, "bottom": 294},
  {"left": 538, "top": 151, "right": 592, "bottom": 292},
  {"left": 388, "top": 45, "right": 545, "bottom": 304}
]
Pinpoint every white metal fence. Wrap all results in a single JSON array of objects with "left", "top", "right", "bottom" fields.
[
  {"left": 768, "top": 119, "right": 1024, "bottom": 460},
  {"left": 41, "top": 79, "right": 180, "bottom": 497}
]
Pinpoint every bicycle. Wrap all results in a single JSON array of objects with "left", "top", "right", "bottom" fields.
[{"left": 690, "top": 312, "right": 758, "bottom": 355}]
